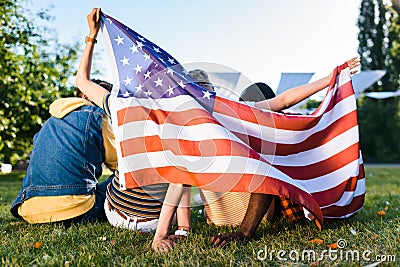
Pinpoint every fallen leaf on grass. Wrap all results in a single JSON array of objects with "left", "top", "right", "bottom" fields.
[
  {"left": 327, "top": 243, "right": 338, "bottom": 249},
  {"left": 371, "top": 234, "right": 379, "bottom": 240},
  {"left": 309, "top": 239, "right": 324, "bottom": 244},
  {"left": 377, "top": 210, "right": 386, "bottom": 216}
]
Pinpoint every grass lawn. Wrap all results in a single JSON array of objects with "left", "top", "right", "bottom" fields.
[{"left": 0, "top": 167, "right": 399, "bottom": 266}]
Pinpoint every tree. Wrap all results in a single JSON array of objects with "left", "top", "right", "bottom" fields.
[
  {"left": 0, "top": 0, "right": 79, "bottom": 164},
  {"left": 357, "top": 0, "right": 400, "bottom": 162}
]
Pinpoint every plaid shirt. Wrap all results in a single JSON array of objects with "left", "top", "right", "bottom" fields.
[
  {"left": 277, "top": 196, "right": 322, "bottom": 229},
  {"left": 277, "top": 197, "right": 305, "bottom": 221}
]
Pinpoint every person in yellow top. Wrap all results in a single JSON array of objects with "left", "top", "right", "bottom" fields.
[{"left": 10, "top": 80, "right": 117, "bottom": 224}]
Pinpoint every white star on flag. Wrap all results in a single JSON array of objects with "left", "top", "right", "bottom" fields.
[
  {"left": 167, "top": 85, "right": 174, "bottom": 96},
  {"left": 202, "top": 90, "right": 212, "bottom": 100},
  {"left": 123, "top": 76, "right": 132, "bottom": 85},
  {"left": 167, "top": 68, "right": 174, "bottom": 75},
  {"left": 153, "top": 47, "right": 161, "bottom": 53},
  {"left": 167, "top": 58, "right": 176, "bottom": 64},
  {"left": 135, "top": 84, "right": 144, "bottom": 91},
  {"left": 134, "top": 64, "right": 142, "bottom": 74},
  {"left": 137, "top": 41, "right": 144, "bottom": 49},
  {"left": 144, "top": 71, "right": 151, "bottom": 79},
  {"left": 154, "top": 77, "right": 163, "bottom": 87},
  {"left": 178, "top": 80, "right": 186, "bottom": 88},
  {"left": 114, "top": 35, "right": 124, "bottom": 45},
  {"left": 143, "top": 53, "right": 151, "bottom": 61},
  {"left": 120, "top": 56, "right": 130, "bottom": 66},
  {"left": 130, "top": 44, "right": 138, "bottom": 53}
]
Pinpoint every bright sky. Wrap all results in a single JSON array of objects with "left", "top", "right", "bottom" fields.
[{"left": 31, "top": 0, "right": 361, "bottom": 90}]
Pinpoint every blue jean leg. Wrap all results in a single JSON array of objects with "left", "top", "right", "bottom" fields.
[{"left": 74, "top": 173, "right": 115, "bottom": 223}]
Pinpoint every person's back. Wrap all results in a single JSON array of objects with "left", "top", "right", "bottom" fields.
[
  {"left": 28, "top": 99, "right": 105, "bottom": 191},
  {"left": 11, "top": 86, "right": 116, "bottom": 224}
]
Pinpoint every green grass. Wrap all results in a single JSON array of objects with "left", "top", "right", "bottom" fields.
[{"left": 0, "top": 167, "right": 399, "bottom": 266}]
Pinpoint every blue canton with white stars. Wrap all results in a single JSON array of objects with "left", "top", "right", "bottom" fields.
[{"left": 101, "top": 13, "right": 215, "bottom": 112}]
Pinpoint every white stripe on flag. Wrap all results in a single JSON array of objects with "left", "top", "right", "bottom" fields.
[
  {"left": 270, "top": 126, "right": 359, "bottom": 166},
  {"left": 320, "top": 178, "right": 366, "bottom": 208},
  {"left": 296, "top": 159, "right": 360, "bottom": 193}
]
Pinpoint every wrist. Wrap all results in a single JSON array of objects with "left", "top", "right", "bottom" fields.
[
  {"left": 154, "top": 230, "right": 169, "bottom": 239},
  {"left": 177, "top": 226, "right": 190, "bottom": 231},
  {"left": 236, "top": 231, "right": 251, "bottom": 241},
  {"left": 153, "top": 234, "right": 167, "bottom": 240},
  {"left": 174, "top": 227, "right": 190, "bottom": 236},
  {"left": 85, "top": 36, "right": 97, "bottom": 44}
]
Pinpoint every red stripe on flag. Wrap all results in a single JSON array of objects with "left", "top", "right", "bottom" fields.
[
  {"left": 314, "top": 81, "right": 355, "bottom": 115},
  {"left": 321, "top": 194, "right": 365, "bottom": 218},
  {"left": 311, "top": 175, "right": 361, "bottom": 206},
  {"left": 120, "top": 136, "right": 262, "bottom": 160},
  {"left": 123, "top": 166, "right": 324, "bottom": 226},
  {"left": 117, "top": 106, "right": 219, "bottom": 127}
]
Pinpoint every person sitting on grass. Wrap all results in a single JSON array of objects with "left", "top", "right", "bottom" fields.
[
  {"left": 75, "top": 8, "right": 192, "bottom": 253},
  {"left": 210, "top": 57, "right": 361, "bottom": 247},
  {"left": 10, "top": 78, "right": 117, "bottom": 224},
  {"left": 200, "top": 82, "right": 277, "bottom": 227}
]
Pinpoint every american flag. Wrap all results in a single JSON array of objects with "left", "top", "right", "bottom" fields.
[{"left": 101, "top": 13, "right": 365, "bottom": 227}]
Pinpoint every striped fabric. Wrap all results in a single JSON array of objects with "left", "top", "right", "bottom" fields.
[
  {"left": 201, "top": 191, "right": 251, "bottom": 226},
  {"left": 106, "top": 175, "right": 168, "bottom": 219},
  {"left": 201, "top": 192, "right": 305, "bottom": 226},
  {"left": 101, "top": 13, "right": 365, "bottom": 228}
]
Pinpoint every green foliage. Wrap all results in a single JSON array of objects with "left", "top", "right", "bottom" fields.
[
  {"left": 302, "top": 99, "right": 321, "bottom": 110},
  {"left": 0, "top": 0, "right": 79, "bottom": 164},
  {"left": 1, "top": 168, "right": 399, "bottom": 266},
  {"left": 357, "top": 0, "right": 400, "bottom": 162}
]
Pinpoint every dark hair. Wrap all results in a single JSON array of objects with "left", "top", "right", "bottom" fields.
[
  {"left": 75, "top": 79, "right": 113, "bottom": 97},
  {"left": 239, "top": 82, "right": 275, "bottom": 102}
]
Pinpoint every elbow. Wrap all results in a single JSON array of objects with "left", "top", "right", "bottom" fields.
[
  {"left": 75, "top": 76, "right": 81, "bottom": 89},
  {"left": 75, "top": 77, "right": 80, "bottom": 89},
  {"left": 279, "top": 95, "right": 295, "bottom": 110},
  {"left": 75, "top": 75, "right": 86, "bottom": 91}
]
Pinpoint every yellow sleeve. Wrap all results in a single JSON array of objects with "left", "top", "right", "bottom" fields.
[{"left": 102, "top": 115, "right": 118, "bottom": 171}]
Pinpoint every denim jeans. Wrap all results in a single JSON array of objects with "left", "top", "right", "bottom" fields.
[{"left": 71, "top": 173, "right": 115, "bottom": 224}]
